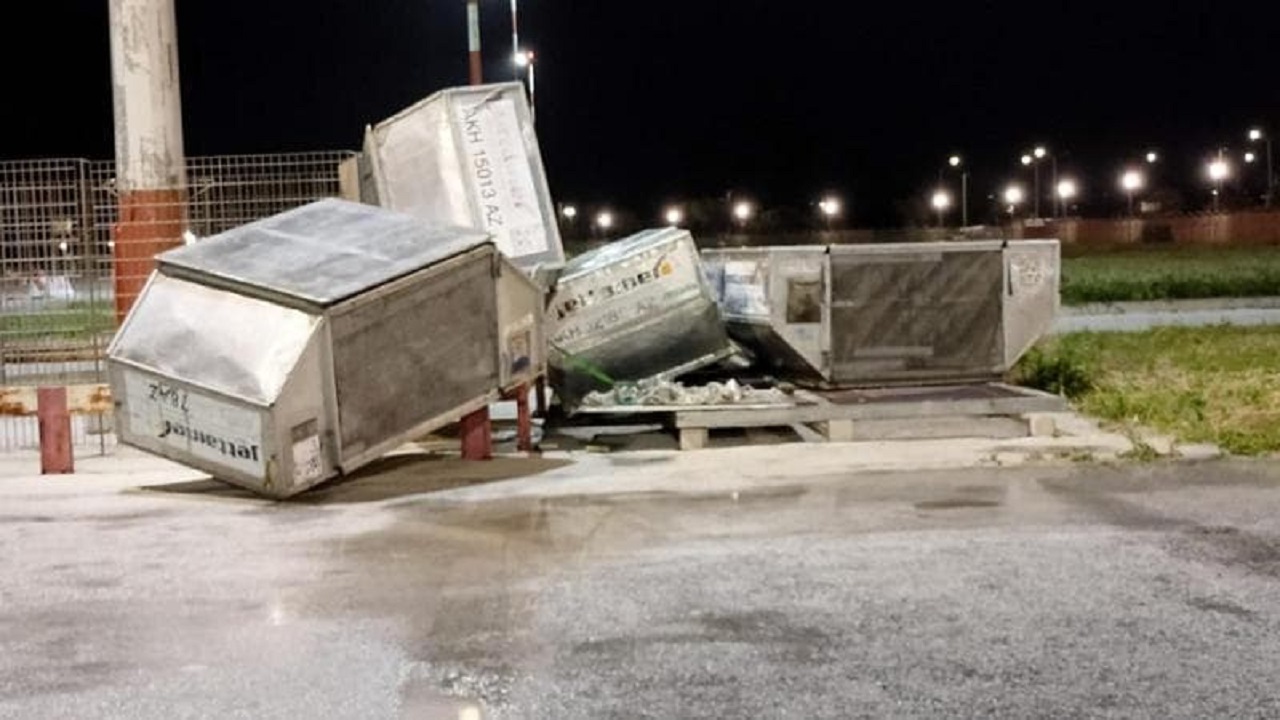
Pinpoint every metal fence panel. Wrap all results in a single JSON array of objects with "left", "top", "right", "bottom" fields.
[{"left": 1, "top": 151, "right": 356, "bottom": 452}]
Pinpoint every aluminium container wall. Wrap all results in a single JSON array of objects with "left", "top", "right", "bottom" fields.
[
  {"left": 701, "top": 240, "right": 1059, "bottom": 385},
  {"left": 547, "top": 227, "right": 734, "bottom": 410},
  {"left": 107, "top": 199, "right": 545, "bottom": 499},
  {"left": 363, "top": 82, "right": 564, "bottom": 271}
]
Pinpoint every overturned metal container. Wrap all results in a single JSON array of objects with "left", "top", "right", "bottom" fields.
[
  {"left": 107, "top": 199, "right": 545, "bottom": 499},
  {"left": 362, "top": 82, "right": 564, "bottom": 272},
  {"left": 547, "top": 228, "right": 734, "bottom": 411},
  {"left": 701, "top": 240, "right": 1059, "bottom": 385}
]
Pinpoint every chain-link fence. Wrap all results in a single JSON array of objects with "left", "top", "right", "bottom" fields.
[{"left": 1, "top": 151, "right": 356, "bottom": 451}]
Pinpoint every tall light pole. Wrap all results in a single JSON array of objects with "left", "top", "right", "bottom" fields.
[
  {"left": 1208, "top": 154, "right": 1230, "bottom": 213},
  {"left": 732, "top": 199, "right": 755, "bottom": 231},
  {"left": 1249, "top": 127, "right": 1273, "bottom": 207},
  {"left": 466, "top": 0, "right": 482, "bottom": 84},
  {"left": 1120, "top": 170, "right": 1143, "bottom": 217},
  {"left": 948, "top": 155, "right": 969, "bottom": 227},
  {"left": 510, "top": 0, "right": 520, "bottom": 80},
  {"left": 930, "top": 190, "right": 951, "bottom": 228},
  {"left": 818, "top": 195, "right": 842, "bottom": 231},
  {"left": 595, "top": 210, "right": 614, "bottom": 239},
  {"left": 1003, "top": 185, "right": 1024, "bottom": 217},
  {"left": 1056, "top": 179, "right": 1078, "bottom": 216},
  {"left": 1020, "top": 154, "right": 1038, "bottom": 218},
  {"left": 515, "top": 50, "right": 536, "bottom": 122},
  {"left": 1034, "top": 146, "right": 1059, "bottom": 218}
]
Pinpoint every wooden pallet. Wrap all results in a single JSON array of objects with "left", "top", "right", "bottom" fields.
[{"left": 567, "top": 383, "right": 1068, "bottom": 450}]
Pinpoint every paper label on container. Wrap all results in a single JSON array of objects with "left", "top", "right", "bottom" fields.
[
  {"left": 122, "top": 370, "right": 266, "bottom": 479},
  {"left": 291, "top": 434, "right": 323, "bottom": 486},
  {"left": 453, "top": 97, "right": 549, "bottom": 258},
  {"left": 722, "top": 261, "right": 770, "bottom": 317},
  {"left": 550, "top": 245, "right": 704, "bottom": 350}
]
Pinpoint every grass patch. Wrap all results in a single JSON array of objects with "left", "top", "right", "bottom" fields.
[
  {"left": 0, "top": 302, "right": 116, "bottom": 341},
  {"left": 1062, "top": 247, "right": 1280, "bottom": 305},
  {"left": 1014, "top": 326, "right": 1280, "bottom": 456}
]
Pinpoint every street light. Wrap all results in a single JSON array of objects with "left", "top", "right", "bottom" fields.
[
  {"left": 817, "top": 196, "right": 842, "bottom": 230},
  {"left": 514, "top": 49, "right": 536, "bottom": 122},
  {"left": 1146, "top": 151, "right": 1159, "bottom": 164},
  {"left": 1248, "top": 127, "right": 1274, "bottom": 207},
  {"left": 946, "top": 155, "right": 969, "bottom": 227},
  {"left": 1057, "top": 179, "right": 1078, "bottom": 215},
  {"left": 1003, "top": 185, "right": 1024, "bottom": 215},
  {"left": 1208, "top": 157, "right": 1230, "bottom": 212},
  {"left": 561, "top": 204, "right": 577, "bottom": 220},
  {"left": 595, "top": 210, "right": 614, "bottom": 231},
  {"left": 1120, "top": 170, "right": 1144, "bottom": 216},
  {"left": 732, "top": 200, "right": 754, "bottom": 224},
  {"left": 930, "top": 189, "right": 951, "bottom": 227},
  {"left": 664, "top": 206, "right": 684, "bottom": 226},
  {"left": 1021, "top": 146, "right": 1056, "bottom": 218},
  {"left": 1246, "top": 152, "right": 1257, "bottom": 164}
]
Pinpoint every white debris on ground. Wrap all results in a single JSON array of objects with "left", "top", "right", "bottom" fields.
[{"left": 581, "top": 379, "right": 791, "bottom": 408}]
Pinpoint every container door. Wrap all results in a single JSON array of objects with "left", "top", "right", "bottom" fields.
[{"left": 828, "top": 248, "right": 1004, "bottom": 383}]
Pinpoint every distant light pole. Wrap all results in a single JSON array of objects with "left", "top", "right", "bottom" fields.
[
  {"left": 817, "top": 195, "right": 842, "bottom": 230},
  {"left": 1120, "top": 170, "right": 1144, "bottom": 217},
  {"left": 510, "top": 0, "right": 520, "bottom": 79},
  {"left": 1020, "top": 146, "right": 1056, "bottom": 218},
  {"left": 1056, "top": 179, "right": 1078, "bottom": 216},
  {"left": 466, "top": 0, "right": 482, "bottom": 84},
  {"left": 595, "top": 210, "right": 614, "bottom": 236},
  {"left": 948, "top": 155, "right": 969, "bottom": 227},
  {"left": 1020, "top": 154, "right": 1036, "bottom": 217},
  {"left": 732, "top": 200, "right": 755, "bottom": 231},
  {"left": 514, "top": 50, "right": 536, "bottom": 122},
  {"left": 1249, "top": 127, "right": 1273, "bottom": 207},
  {"left": 1003, "top": 185, "right": 1025, "bottom": 216},
  {"left": 664, "top": 205, "right": 684, "bottom": 226},
  {"left": 1208, "top": 154, "right": 1230, "bottom": 212},
  {"left": 930, "top": 189, "right": 951, "bottom": 228},
  {"left": 1145, "top": 151, "right": 1159, "bottom": 164},
  {"left": 561, "top": 204, "right": 578, "bottom": 221}
]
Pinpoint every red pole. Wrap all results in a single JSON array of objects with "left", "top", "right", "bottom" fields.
[
  {"left": 467, "top": 0, "right": 483, "bottom": 85},
  {"left": 515, "top": 384, "right": 533, "bottom": 452},
  {"left": 460, "top": 405, "right": 493, "bottom": 460},
  {"left": 37, "top": 387, "right": 74, "bottom": 475}
]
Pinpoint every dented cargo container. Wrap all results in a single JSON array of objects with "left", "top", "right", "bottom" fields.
[
  {"left": 107, "top": 199, "right": 544, "bottom": 498},
  {"left": 547, "top": 228, "right": 734, "bottom": 411},
  {"left": 701, "top": 240, "right": 1059, "bottom": 385},
  {"left": 362, "top": 82, "right": 564, "bottom": 271}
]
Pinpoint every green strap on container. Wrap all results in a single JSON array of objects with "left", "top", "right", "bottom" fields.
[{"left": 549, "top": 342, "right": 617, "bottom": 387}]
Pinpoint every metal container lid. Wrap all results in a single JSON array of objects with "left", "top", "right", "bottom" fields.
[
  {"left": 159, "top": 199, "right": 492, "bottom": 308},
  {"left": 560, "top": 227, "right": 692, "bottom": 279}
]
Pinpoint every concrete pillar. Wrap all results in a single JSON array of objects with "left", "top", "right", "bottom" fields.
[{"left": 109, "top": 0, "right": 187, "bottom": 322}]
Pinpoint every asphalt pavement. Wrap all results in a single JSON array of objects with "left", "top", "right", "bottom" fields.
[
  {"left": 3, "top": 448, "right": 1280, "bottom": 719},
  {"left": 1052, "top": 296, "right": 1280, "bottom": 334}
]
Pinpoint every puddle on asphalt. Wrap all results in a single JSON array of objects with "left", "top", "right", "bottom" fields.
[
  {"left": 914, "top": 498, "right": 1003, "bottom": 510},
  {"left": 132, "top": 453, "right": 573, "bottom": 505}
]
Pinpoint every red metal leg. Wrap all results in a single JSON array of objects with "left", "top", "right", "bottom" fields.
[
  {"left": 459, "top": 406, "right": 493, "bottom": 461},
  {"left": 516, "top": 384, "right": 533, "bottom": 452},
  {"left": 37, "top": 387, "right": 74, "bottom": 474}
]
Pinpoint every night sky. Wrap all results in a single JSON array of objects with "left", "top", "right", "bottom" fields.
[{"left": 3, "top": 1, "right": 1278, "bottom": 225}]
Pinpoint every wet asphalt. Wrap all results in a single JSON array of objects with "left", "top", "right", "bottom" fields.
[{"left": 4, "top": 456, "right": 1280, "bottom": 719}]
